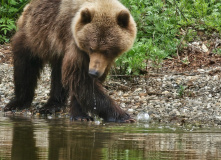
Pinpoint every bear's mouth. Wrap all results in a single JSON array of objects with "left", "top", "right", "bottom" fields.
[
  {"left": 88, "top": 53, "right": 108, "bottom": 78},
  {"left": 88, "top": 69, "right": 101, "bottom": 78}
]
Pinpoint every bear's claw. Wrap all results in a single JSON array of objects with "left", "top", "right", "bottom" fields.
[
  {"left": 39, "top": 105, "right": 62, "bottom": 114},
  {"left": 124, "top": 118, "right": 136, "bottom": 123},
  {"left": 105, "top": 113, "right": 136, "bottom": 123}
]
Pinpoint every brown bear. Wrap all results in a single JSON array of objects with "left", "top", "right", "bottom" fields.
[{"left": 5, "top": 0, "right": 137, "bottom": 122}]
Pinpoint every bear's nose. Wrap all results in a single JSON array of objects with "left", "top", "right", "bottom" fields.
[{"left": 89, "top": 69, "right": 100, "bottom": 78}]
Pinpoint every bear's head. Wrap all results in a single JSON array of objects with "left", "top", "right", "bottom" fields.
[{"left": 72, "top": 0, "right": 137, "bottom": 78}]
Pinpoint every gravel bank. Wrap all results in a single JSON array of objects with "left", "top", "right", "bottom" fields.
[{"left": 1, "top": 61, "right": 221, "bottom": 127}]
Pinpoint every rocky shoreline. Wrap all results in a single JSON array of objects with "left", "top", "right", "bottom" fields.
[
  {"left": 108, "top": 66, "right": 221, "bottom": 127},
  {"left": 1, "top": 62, "right": 221, "bottom": 127},
  {"left": 1, "top": 45, "right": 221, "bottom": 127}
]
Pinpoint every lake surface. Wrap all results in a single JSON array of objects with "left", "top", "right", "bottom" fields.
[{"left": 0, "top": 113, "right": 221, "bottom": 160}]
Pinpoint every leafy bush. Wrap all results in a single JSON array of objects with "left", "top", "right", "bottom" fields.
[
  {"left": 0, "top": 0, "right": 29, "bottom": 43},
  {"left": 116, "top": 0, "right": 221, "bottom": 75}
]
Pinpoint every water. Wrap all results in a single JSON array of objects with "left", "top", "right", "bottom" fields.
[
  {"left": 0, "top": 113, "right": 221, "bottom": 160},
  {"left": 92, "top": 79, "right": 97, "bottom": 110}
]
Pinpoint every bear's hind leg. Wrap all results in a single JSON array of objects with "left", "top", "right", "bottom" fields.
[
  {"left": 39, "top": 57, "right": 68, "bottom": 114},
  {"left": 70, "top": 97, "right": 94, "bottom": 121},
  {"left": 4, "top": 47, "right": 43, "bottom": 112}
]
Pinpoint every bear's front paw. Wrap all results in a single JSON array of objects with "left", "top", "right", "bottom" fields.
[
  {"left": 122, "top": 113, "right": 136, "bottom": 123},
  {"left": 39, "top": 103, "right": 63, "bottom": 114},
  {"left": 116, "top": 117, "right": 136, "bottom": 123},
  {"left": 124, "top": 118, "right": 136, "bottom": 123},
  {"left": 106, "top": 113, "right": 136, "bottom": 123},
  {"left": 4, "top": 99, "right": 31, "bottom": 112},
  {"left": 4, "top": 103, "right": 16, "bottom": 112}
]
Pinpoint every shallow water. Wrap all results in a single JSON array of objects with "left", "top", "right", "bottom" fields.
[{"left": 0, "top": 113, "right": 221, "bottom": 160}]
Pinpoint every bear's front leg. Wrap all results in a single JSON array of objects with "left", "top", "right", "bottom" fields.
[
  {"left": 73, "top": 79, "right": 135, "bottom": 123},
  {"left": 70, "top": 96, "right": 94, "bottom": 121},
  {"left": 4, "top": 44, "right": 43, "bottom": 112},
  {"left": 39, "top": 57, "right": 68, "bottom": 114},
  {"left": 93, "top": 91, "right": 135, "bottom": 123}
]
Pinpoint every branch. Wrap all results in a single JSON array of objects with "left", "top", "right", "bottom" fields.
[
  {"left": 177, "top": 27, "right": 190, "bottom": 60},
  {"left": 173, "top": 0, "right": 190, "bottom": 60},
  {"left": 173, "top": 0, "right": 188, "bottom": 22}
]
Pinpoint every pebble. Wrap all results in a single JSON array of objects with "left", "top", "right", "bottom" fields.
[{"left": 128, "top": 109, "right": 134, "bottom": 113}]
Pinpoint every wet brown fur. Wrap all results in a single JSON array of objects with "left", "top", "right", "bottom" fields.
[{"left": 5, "top": 0, "right": 137, "bottom": 122}]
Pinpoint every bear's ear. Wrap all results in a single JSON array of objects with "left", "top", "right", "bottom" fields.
[
  {"left": 117, "top": 10, "right": 130, "bottom": 28},
  {"left": 80, "top": 8, "right": 94, "bottom": 24}
]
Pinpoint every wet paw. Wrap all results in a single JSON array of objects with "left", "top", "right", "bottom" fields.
[
  {"left": 39, "top": 103, "right": 63, "bottom": 114},
  {"left": 119, "top": 113, "right": 136, "bottom": 123},
  {"left": 4, "top": 99, "right": 31, "bottom": 112},
  {"left": 120, "top": 115, "right": 136, "bottom": 123},
  {"left": 4, "top": 104, "right": 16, "bottom": 112},
  {"left": 115, "top": 117, "right": 136, "bottom": 123},
  {"left": 124, "top": 118, "right": 136, "bottom": 123},
  {"left": 106, "top": 113, "right": 136, "bottom": 123},
  {"left": 39, "top": 107, "right": 61, "bottom": 114}
]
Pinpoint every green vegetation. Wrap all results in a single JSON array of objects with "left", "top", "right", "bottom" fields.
[
  {"left": 117, "top": 0, "right": 221, "bottom": 75},
  {"left": 178, "top": 85, "right": 186, "bottom": 98},
  {"left": 1, "top": 0, "right": 221, "bottom": 75},
  {"left": 0, "top": 0, "right": 29, "bottom": 43}
]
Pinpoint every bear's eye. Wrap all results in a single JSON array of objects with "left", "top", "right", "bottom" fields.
[{"left": 104, "top": 50, "right": 109, "bottom": 55}]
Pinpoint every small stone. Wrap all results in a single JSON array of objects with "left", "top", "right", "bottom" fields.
[
  {"left": 162, "top": 91, "right": 170, "bottom": 95},
  {"left": 45, "top": 90, "right": 50, "bottom": 94},
  {"left": 202, "top": 43, "right": 208, "bottom": 52},
  {"left": 132, "top": 105, "right": 138, "bottom": 109},
  {"left": 197, "top": 69, "right": 205, "bottom": 73},
  {"left": 121, "top": 103, "right": 126, "bottom": 108},
  {"left": 139, "top": 92, "right": 147, "bottom": 96},
  {"left": 134, "top": 88, "right": 142, "bottom": 92},
  {"left": 128, "top": 109, "right": 134, "bottom": 113},
  {"left": 123, "top": 93, "right": 129, "bottom": 97},
  {"left": 118, "top": 91, "right": 123, "bottom": 96},
  {"left": 215, "top": 116, "right": 221, "bottom": 120},
  {"left": 134, "top": 96, "right": 140, "bottom": 100}
]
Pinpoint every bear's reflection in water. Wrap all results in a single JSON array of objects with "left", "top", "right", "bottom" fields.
[
  {"left": 8, "top": 117, "right": 106, "bottom": 160},
  {"left": 1, "top": 116, "right": 221, "bottom": 160}
]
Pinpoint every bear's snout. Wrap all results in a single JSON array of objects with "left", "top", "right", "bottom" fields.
[
  {"left": 89, "top": 69, "right": 100, "bottom": 78},
  {"left": 89, "top": 53, "right": 108, "bottom": 78}
]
